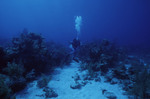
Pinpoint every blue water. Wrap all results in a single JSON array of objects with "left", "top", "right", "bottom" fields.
[{"left": 0, "top": 0, "right": 150, "bottom": 47}]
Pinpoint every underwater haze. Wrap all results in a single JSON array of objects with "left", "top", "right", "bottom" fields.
[
  {"left": 0, "top": 0, "right": 150, "bottom": 46},
  {"left": 1, "top": 1, "right": 150, "bottom": 99}
]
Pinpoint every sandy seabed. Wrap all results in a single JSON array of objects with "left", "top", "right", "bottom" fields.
[{"left": 16, "top": 62, "right": 128, "bottom": 99}]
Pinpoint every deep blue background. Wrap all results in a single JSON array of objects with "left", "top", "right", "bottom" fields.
[{"left": 0, "top": 0, "right": 150, "bottom": 46}]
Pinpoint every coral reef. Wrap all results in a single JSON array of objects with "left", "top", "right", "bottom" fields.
[
  {"left": 76, "top": 39, "right": 150, "bottom": 98},
  {"left": 47, "top": 41, "right": 71, "bottom": 67},
  {"left": 77, "top": 39, "right": 126, "bottom": 76},
  {"left": 0, "top": 47, "right": 7, "bottom": 72},
  {"left": 0, "top": 76, "right": 11, "bottom": 99},
  {"left": 103, "top": 55, "right": 150, "bottom": 98},
  {"left": 1, "top": 32, "right": 150, "bottom": 98},
  {"left": 129, "top": 66, "right": 150, "bottom": 99},
  {"left": 0, "top": 32, "right": 71, "bottom": 97},
  {"left": 8, "top": 33, "right": 49, "bottom": 74},
  {"left": 3, "top": 61, "right": 26, "bottom": 92}
]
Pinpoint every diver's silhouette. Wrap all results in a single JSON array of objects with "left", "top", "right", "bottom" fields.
[
  {"left": 70, "top": 38, "right": 81, "bottom": 62},
  {"left": 71, "top": 38, "right": 81, "bottom": 50}
]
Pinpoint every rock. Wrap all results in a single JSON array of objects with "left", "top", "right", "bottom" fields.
[
  {"left": 102, "top": 89, "right": 107, "bottom": 94},
  {"left": 70, "top": 82, "right": 81, "bottom": 89},
  {"left": 121, "top": 80, "right": 132, "bottom": 91},
  {"left": 74, "top": 73, "right": 80, "bottom": 81},
  {"left": 94, "top": 75, "right": 101, "bottom": 82},
  {"left": 113, "top": 66, "right": 129, "bottom": 80},
  {"left": 82, "top": 75, "right": 92, "bottom": 80},
  {"left": 81, "top": 81, "right": 88, "bottom": 86},
  {"left": 82, "top": 76, "right": 88, "bottom": 80},
  {"left": 110, "top": 78, "right": 119, "bottom": 84},
  {"left": 82, "top": 74, "right": 88, "bottom": 80},
  {"left": 36, "top": 94, "right": 44, "bottom": 97},
  {"left": 102, "top": 89, "right": 117, "bottom": 99},
  {"left": 43, "top": 87, "right": 58, "bottom": 98},
  {"left": 104, "top": 77, "right": 112, "bottom": 82},
  {"left": 72, "top": 73, "right": 81, "bottom": 83},
  {"left": 105, "top": 70, "right": 113, "bottom": 82},
  {"left": 95, "top": 77, "right": 101, "bottom": 82},
  {"left": 104, "top": 92, "right": 117, "bottom": 99}
]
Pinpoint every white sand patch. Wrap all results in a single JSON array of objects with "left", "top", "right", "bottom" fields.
[{"left": 16, "top": 61, "right": 128, "bottom": 99}]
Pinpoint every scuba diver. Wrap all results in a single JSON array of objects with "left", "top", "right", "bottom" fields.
[
  {"left": 71, "top": 38, "right": 81, "bottom": 50},
  {"left": 70, "top": 15, "right": 82, "bottom": 62},
  {"left": 70, "top": 38, "right": 81, "bottom": 62}
]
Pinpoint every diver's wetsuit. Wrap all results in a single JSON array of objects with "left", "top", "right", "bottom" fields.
[
  {"left": 71, "top": 38, "right": 81, "bottom": 50},
  {"left": 71, "top": 38, "right": 81, "bottom": 62}
]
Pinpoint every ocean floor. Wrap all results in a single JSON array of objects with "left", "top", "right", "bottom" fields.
[{"left": 16, "top": 61, "right": 128, "bottom": 99}]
